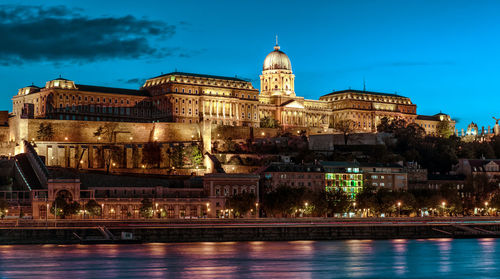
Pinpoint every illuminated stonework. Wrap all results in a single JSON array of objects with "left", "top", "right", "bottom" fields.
[
  {"left": 10, "top": 42, "right": 450, "bottom": 134},
  {"left": 320, "top": 90, "right": 417, "bottom": 132}
]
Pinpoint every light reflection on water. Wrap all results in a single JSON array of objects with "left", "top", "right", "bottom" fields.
[{"left": 0, "top": 238, "right": 498, "bottom": 278}]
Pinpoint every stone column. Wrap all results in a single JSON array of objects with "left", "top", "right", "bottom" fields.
[
  {"left": 81, "top": 147, "right": 89, "bottom": 169},
  {"left": 223, "top": 102, "right": 226, "bottom": 119},
  {"left": 126, "top": 147, "right": 133, "bottom": 168},
  {"left": 47, "top": 146, "right": 54, "bottom": 166}
]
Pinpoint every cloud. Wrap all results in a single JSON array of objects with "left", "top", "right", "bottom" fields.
[
  {"left": 0, "top": 5, "right": 183, "bottom": 65},
  {"left": 118, "top": 78, "right": 146, "bottom": 85}
]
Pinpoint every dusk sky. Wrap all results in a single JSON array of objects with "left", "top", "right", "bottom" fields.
[{"left": 1, "top": 0, "right": 499, "bottom": 130}]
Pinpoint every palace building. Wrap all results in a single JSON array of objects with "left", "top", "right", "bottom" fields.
[{"left": 10, "top": 41, "right": 451, "bottom": 140}]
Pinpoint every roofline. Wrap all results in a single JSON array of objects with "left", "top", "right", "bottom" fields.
[
  {"left": 149, "top": 72, "right": 251, "bottom": 82},
  {"left": 320, "top": 89, "right": 409, "bottom": 99}
]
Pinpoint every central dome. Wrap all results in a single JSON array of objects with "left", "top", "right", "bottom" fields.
[{"left": 263, "top": 45, "right": 292, "bottom": 71}]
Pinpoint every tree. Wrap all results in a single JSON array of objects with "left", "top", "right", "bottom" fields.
[
  {"left": 490, "top": 136, "right": 500, "bottom": 158},
  {"left": 50, "top": 197, "right": 67, "bottom": 217},
  {"left": 373, "top": 189, "right": 397, "bottom": 216},
  {"left": 325, "top": 188, "right": 351, "bottom": 216},
  {"left": 93, "top": 123, "right": 118, "bottom": 142},
  {"left": 262, "top": 186, "right": 311, "bottom": 217},
  {"left": 170, "top": 145, "right": 184, "bottom": 168},
  {"left": 439, "top": 183, "right": 464, "bottom": 215},
  {"left": 142, "top": 142, "right": 162, "bottom": 168},
  {"left": 376, "top": 117, "right": 392, "bottom": 133},
  {"left": 355, "top": 185, "right": 378, "bottom": 216},
  {"left": 226, "top": 192, "right": 257, "bottom": 217},
  {"left": 188, "top": 144, "right": 203, "bottom": 167},
  {"left": 437, "top": 119, "right": 453, "bottom": 138},
  {"left": 223, "top": 137, "right": 238, "bottom": 153},
  {"left": 377, "top": 117, "right": 407, "bottom": 133},
  {"left": 331, "top": 119, "right": 355, "bottom": 145},
  {"left": 488, "top": 191, "right": 500, "bottom": 211},
  {"left": 85, "top": 199, "right": 102, "bottom": 217},
  {"left": 50, "top": 197, "right": 80, "bottom": 218},
  {"left": 103, "top": 145, "right": 124, "bottom": 174},
  {"left": 36, "top": 123, "right": 54, "bottom": 141},
  {"left": 260, "top": 116, "right": 281, "bottom": 129},
  {"left": 0, "top": 199, "right": 8, "bottom": 218},
  {"left": 139, "top": 198, "right": 153, "bottom": 218}
]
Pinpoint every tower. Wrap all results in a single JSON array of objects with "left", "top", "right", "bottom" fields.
[{"left": 259, "top": 40, "right": 295, "bottom": 97}]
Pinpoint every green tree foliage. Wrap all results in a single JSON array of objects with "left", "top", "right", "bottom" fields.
[
  {"left": 170, "top": 145, "right": 184, "bottom": 168},
  {"left": 312, "top": 189, "right": 350, "bottom": 217},
  {"left": 260, "top": 116, "right": 281, "bottom": 129},
  {"left": 188, "top": 144, "right": 203, "bottom": 166},
  {"left": 331, "top": 119, "right": 356, "bottom": 145},
  {"left": 142, "top": 142, "right": 162, "bottom": 168},
  {"left": 356, "top": 185, "right": 467, "bottom": 217},
  {"left": 36, "top": 123, "right": 55, "bottom": 141},
  {"left": 488, "top": 191, "right": 500, "bottom": 210},
  {"left": 102, "top": 145, "right": 124, "bottom": 173},
  {"left": 85, "top": 199, "right": 102, "bottom": 216},
  {"left": 377, "top": 117, "right": 407, "bottom": 133},
  {"left": 139, "top": 198, "right": 153, "bottom": 218},
  {"left": 439, "top": 184, "right": 464, "bottom": 215},
  {"left": 226, "top": 192, "right": 257, "bottom": 217},
  {"left": 222, "top": 137, "right": 238, "bottom": 153},
  {"left": 466, "top": 173, "right": 498, "bottom": 206},
  {"left": 50, "top": 197, "right": 80, "bottom": 218},
  {"left": 437, "top": 119, "right": 454, "bottom": 138},
  {"left": 491, "top": 136, "right": 500, "bottom": 158},
  {"left": 0, "top": 199, "right": 8, "bottom": 218},
  {"left": 262, "top": 186, "right": 312, "bottom": 217}
]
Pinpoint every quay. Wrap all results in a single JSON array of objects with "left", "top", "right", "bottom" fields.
[{"left": 1, "top": 217, "right": 500, "bottom": 244}]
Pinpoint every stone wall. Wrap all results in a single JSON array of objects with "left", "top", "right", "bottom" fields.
[
  {"left": 16, "top": 119, "right": 202, "bottom": 143},
  {"left": 1, "top": 222, "right": 499, "bottom": 244}
]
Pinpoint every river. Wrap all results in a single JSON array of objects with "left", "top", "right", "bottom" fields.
[{"left": 0, "top": 238, "right": 497, "bottom": 278}]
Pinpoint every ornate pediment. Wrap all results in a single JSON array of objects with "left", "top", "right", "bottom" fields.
[{"left": 280, "top": 99, "right": 304, "bottom": 109}]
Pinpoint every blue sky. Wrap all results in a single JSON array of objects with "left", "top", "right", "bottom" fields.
[{"left": 0, "top": 0, "right": 499, "bottom": 130}]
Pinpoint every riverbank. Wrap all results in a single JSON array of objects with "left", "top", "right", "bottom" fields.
[{"left": 1, "top": 218, "right": 500, "bottom": 244}]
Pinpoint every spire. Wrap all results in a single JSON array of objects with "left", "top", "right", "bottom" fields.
[
  {"left": 274, "top": 35, "right": 280, "bottom": 50},
  {"left": 363, "top": 77, "right": 366, "bottom": 91}
]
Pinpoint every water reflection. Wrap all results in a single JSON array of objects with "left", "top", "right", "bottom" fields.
[
  {"left": 391, "top": 239, "right": 408, "bottom": 276},
  {"left": 0, "top": 239, "right": 499, "bottom": 278}
]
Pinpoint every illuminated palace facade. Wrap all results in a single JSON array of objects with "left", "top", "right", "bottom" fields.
[{"left": 11, "top": 42, "right": 448, "bottom": 133}]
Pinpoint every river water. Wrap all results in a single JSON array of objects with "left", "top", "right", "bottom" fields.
[{"left": 0, "top": 238, "right": 497, "bottom": 278}]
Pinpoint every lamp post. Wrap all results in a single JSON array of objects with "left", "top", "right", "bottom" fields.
[
  {"left": 155, "top": 203, "right": 159, "bottom": 218},
  {"left": 397, "top": 202, "right": 401, "bottom": 217},
  {"left": 353, "top": 202, "right": 357, "bottom": 217},
  {"left": 206, "top": 203, "right": 210, "bottom": 218},
  {"left": 255, "top": 202, "right": 259, "bottom": 218},
  {"left": 442, "top": 201, "right": 446, "bottom": 217},
  {"left": 485, "top": 202, "right": 489, "bottom": 215},
  {"left": 101, "top": 203, "right": 104, "bottom": 219}
]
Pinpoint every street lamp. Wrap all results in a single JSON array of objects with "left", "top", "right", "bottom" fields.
[
  {"left": 442, "top": 201, "right": 446, "bottom": 216},
  {"left": 353, "top": 202, "right": 357, "bottom": 217},
  {"left": 397, "top": 202, "right": 401, "bottom": 217},
  {"left": 101, "top": 204, "right": 104, "bottom": 219},
  {"left": 255, "top": 203, "right": 259, "bottom": 218},
  {"left": 485, "top": 202, "right": 489, "bottom": 215}
]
